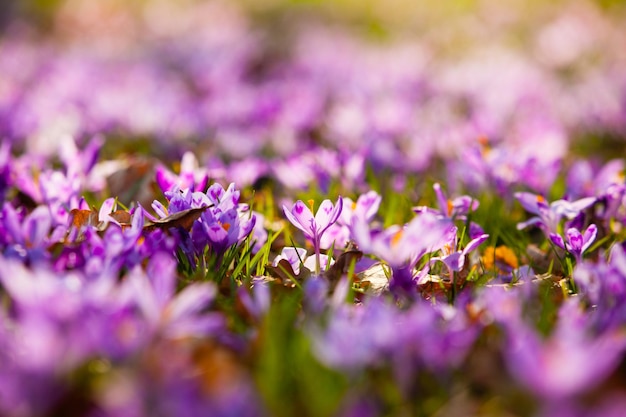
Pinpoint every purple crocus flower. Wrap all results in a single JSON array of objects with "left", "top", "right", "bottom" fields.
[
  {"left": 414, "top": 182, "right": 479, "bottom": 222},
  {"left": 126, "top": 252, "right": 223, "bottom": 339},
  {"left": 353, "top": 212, "right": 451, "bottom": 299},
  {"left": 504, "top": 298, "right": 626, "bottom": 400},
  {"left": 283, "top": 198, "right": 343, "bottom": 243},
  {"left": 515, "top": 192, "right": 596, "bottom": 234},
  {"left": 199, "top": 208, "right": 256, "bottom": 254},
  {"left": 428, "top": 226, "right": 489, "bottom": 276},
  {"left": 156, "top": 183, "right": 256, "bottom": 263},
  {"left": 155, "top": 151, "right": 209, "bottom": 193},
  {"left": 320, "top": 190, "right": 381, "bottom": 250},
  {"left": 0, "top": 203, "right": 51, "bottom": 264},
  {"left": 549, "top": 224, "right": 597, "bottom": 262},
  {"left": 283, "top": 197, "right": 343, "bottom": 274}
]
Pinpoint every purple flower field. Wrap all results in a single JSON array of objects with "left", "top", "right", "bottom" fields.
[{"left": 1, "top": 0, "right": 626, "bottom": 416}]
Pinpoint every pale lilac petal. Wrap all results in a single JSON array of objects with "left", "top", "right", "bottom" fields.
[
  {"left": 351, "top": 217, "right": 373, "bottom": 253},
  {"left": 357, "top": 191, "right": 382, "bottom": 222},
  {"left": 433, "top": 183, "right": 449, "bottom": 216},
  {"left": 304, "top": 254, "right": 334, "bottom": 271},
  {"left": 166, "top": 283, "right": 217, "bottom": 322},
  {"left": 98, "top": 198, "right": 116, "bottom": 223},
  {"left": 316, "top": 197, "right": 343, "bottom": 236},
  {"left": 552, "top": 197, "right": 596, "bottom": 219},
  {"left": 517, "top": 217, "right": 543, "bottom": 230},
  {"left": 314, "top": 199, "right": 337, "bottom": 231},
  {"left": 128, "top": 267, "right": 160, "bottom": 325},
  {"left": 283, "top": 201, "right": 315, "bottom": 238},
  {"left": 146, "top": 253, "right": 176, "bottom": 309},
  {"left": 581, "top": 224, "right": 598, "bottom": 253},
  {"left": 274, "top": 247, "right": 308, "bottom": 274},
  {"left": 151, "top": 200, "right": 168, "bottom": 218},
  {"left": 514, "top": 192, "right": 545, "bottom": 215},
  {"left": 463, "top": 234, "right": 489, "bottom": 255},
  {"left": 339, "top": 197, "right": 355, "bottom": 225}
]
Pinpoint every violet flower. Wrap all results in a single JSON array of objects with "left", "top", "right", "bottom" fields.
[
  {"left": 283, "top": 197, "right": 343, "bottom": 275},
  {"left": 156, "top": 183, "right": 256, "bottom": 263},
  {"left": 353, "top": 212, "right": 451, "bottom": 299},
  {"left": 428, "top": 226, "right": 489, "bottom": 277},
  {"left": 0, "top": 203, "right": 51, "bottom": 264},
  {"left": 550, "top": 224, "right": 597, "bottom": 262},
  {"left": 320, "top": 190, "right": 381, "bottom": 250},
  {"left": 126, "top": 252, "right": 223, "bottom": 339},
  {"left": 504, "top": 299, "right": 626, "bottom": 400},
  {"left": 515, "top": 192, "right": 596, "bottom": 235},
  {"left": 414, "top": 182, "right": 479, "bottom": 222},
  {"left": 155, "top": 151, "right": 209, "bottom": 193}
]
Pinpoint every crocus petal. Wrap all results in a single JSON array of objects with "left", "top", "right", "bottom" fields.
[
  {"left": 275, "top": 247, "right": 308, "bottom": 273},
  {"left": 565, "top": 228, "right": 584, "bottom": 252},
  {"left": 206, "top": 183, "right": 226, "bottom": 205},
  {"left": 433, "top": 183, "right": 449, "bottom": 216},
  {"left": 549, "top": 233, "right": 566, "bottom": 250},
  {"left": 166, "top": 282, "right": 217, "bottom": 322},
  {"left": 463, "top": 233, "right": 490, "bottom": 255},
  {"left": 283, "top": 200, "right": 315, "bottom": 238},
  {"left": 516, "top": 216, "right": 543, "bottom": 230},
  {"left": 514, "top": 192, "right": 545, "bottom": 215},
  {"left": 581, "top": 224, "right": 598, "bottom": 254},
  {"left": 98, "top": 198, "right": 116, "bottom": 223},
  {"left": 24, "top": 206, "right": 51, "bottom": 246},
  {"left": 315, "top": 198, "right": 343, "bottom": 236},
  {"left": 155, "top": 164, "right": 177, "bottom": 193},
  {"left": 452, "top": 195, "right": 479, "bottom": 217},
  {"left": 552, "top": 197, "right": 596, "bottom": 219},
  {"left": 360, "top": 191, "right": 382, "bottom": 221},
  {"left": 146, "top": 253, "right": 176, "bottom": 309},
  {"left": 151, "top": 200, "right": 168, "bottom": 218}
]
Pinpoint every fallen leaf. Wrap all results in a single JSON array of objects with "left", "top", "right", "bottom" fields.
[
  {"left": 356, "top": 263, "right": 389, "bottom": 295},
  {"left": 70, "top": 209, "right": 99, "bottom": 229},
  {"left": 143, "top": 206, "right": 211, "bottom": 232},
  {"left": 323, "top": 248, "right": 363, "bottom": 283}
]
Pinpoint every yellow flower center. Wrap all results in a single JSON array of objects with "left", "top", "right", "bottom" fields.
[{"left": 391, "top": 230, "right": 403, "bottom": 247}]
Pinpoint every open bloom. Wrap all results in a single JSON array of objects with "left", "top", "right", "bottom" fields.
[
  {"left": 515, "top": 192, "right": 596, "bottom": 234},
  {"left": 550, "top": 224, "right": 598, "bottom": 262},
  {"left": 320, "top": 190, "right": 381, "bottom": 249},
  {"left": 155, "top": 151, "right": 209, "bottom": 193},
  {"left": 153, "top": 183, "right": 256, "bottom": 260},
  {"left": 283, "top": 198, "right": 343, "bottom": 245},
  {"left": 429, "top": 226, "right": 489, "bottom": 276},
  {"left": 414, "top": 183, "right": 479, "bottom": 222}
]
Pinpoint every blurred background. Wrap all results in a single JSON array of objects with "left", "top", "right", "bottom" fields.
[{"left": 1, "top": 0, "right": 625, "bottom": 191}]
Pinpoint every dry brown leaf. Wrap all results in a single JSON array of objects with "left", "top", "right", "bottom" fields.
[
  {"left": 70, "top": 209, "right": 98, "bottom": 229},
  {"left": 143, "top": 206, "right": 210, "bottom": 232}
]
